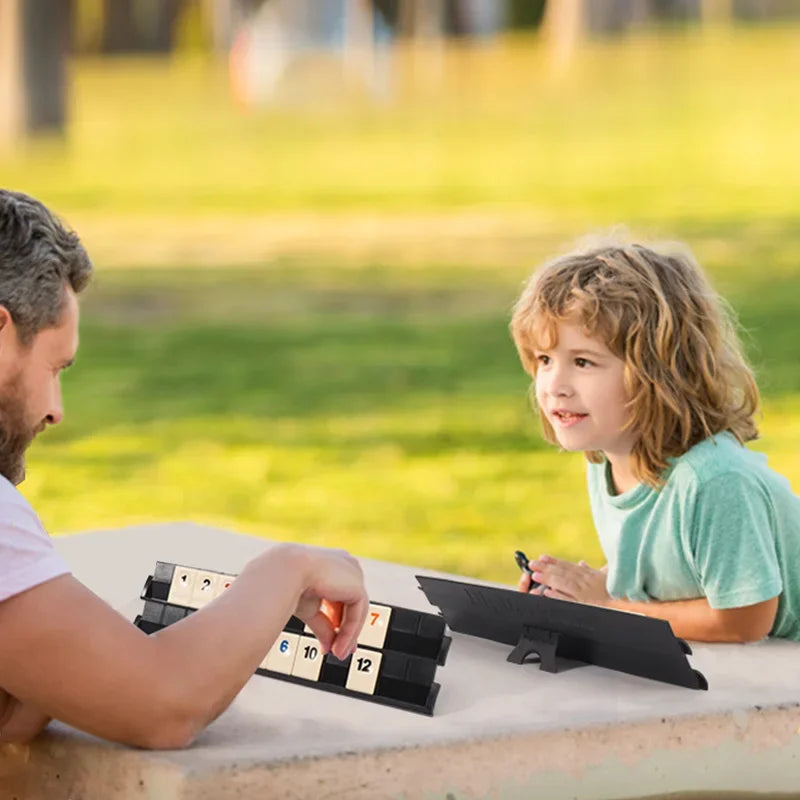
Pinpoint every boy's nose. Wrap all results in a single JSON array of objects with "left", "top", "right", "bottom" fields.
[{"left": 545, "top": 370, "right": 574, "bottom": 397}]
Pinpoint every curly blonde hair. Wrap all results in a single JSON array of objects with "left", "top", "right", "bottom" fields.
[{"left": 510, "top": 240, "right": 759, "bottom": 487}]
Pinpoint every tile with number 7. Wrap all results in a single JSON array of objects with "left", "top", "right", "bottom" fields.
[{"left": 358, "top": 603, "right": 392, "bottom": 648}]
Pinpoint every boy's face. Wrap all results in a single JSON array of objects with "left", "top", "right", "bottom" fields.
[{"left": 533, "top": 320, "right": 635, "bottom": 458}]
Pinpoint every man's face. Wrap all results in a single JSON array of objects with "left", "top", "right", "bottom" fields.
[{"left": 0, "top": 289, "right": 79, "bottom": 484}]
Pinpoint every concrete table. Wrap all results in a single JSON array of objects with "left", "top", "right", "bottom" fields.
[{"left": 2, "top": 523, "right": 799, "bottom": 800}]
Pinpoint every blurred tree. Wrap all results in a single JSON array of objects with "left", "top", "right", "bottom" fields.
[
  {"left": 540, "top": 0, "right": 583, "bottom": 71},
  {"left": 0, "top": 0, "right": 23, "bottom": 146},
  {"left": 102, "top": 0, "right": 183, "bottom": 53},
  {"left": 507, "top": 0, "right": 547, "bottom": 29},
  {"left": 700, "top": 0, "right": 732, "bottom": 23},
  {"left": 398, "top": 0, "right": 445, "bottom": 37},
  {"left": 539, "top": 0, "right": 721, "bottom": 70},
  {"left": 0, "top": 0, "right": 69, "bottom": 147},
  {"left": 73, "top": 0, "right": 105, "bottom": 52}
]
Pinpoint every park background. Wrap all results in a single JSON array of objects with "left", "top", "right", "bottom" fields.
[{"left": 1, "top": 0, "right": 799, "bottom": 582}]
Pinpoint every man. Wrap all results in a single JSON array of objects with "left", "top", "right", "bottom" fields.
[{"left": 0, "top": 190, "right": 369, "bottom": 748}]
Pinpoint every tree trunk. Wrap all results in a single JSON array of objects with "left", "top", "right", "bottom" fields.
[
  {"left": 399, "top": 0, "right": 445, "bottom": 38},
  {"left": 0, "top": 0, "right": 24, "bottom": 147},
  {"left": 102, "top": 0, "right": 137, "bottom": 51},
  {"left": 102, "top": 0, "right": 181, "bottom": 53},
  {"left": 0, "top": 0, "right": 68, "bottom": 146},
  {"left": 540, "top": 0, "right": 585, "bottom": 72},
  {"left": 23, "top": 0, "right": 70, "bottom": 132}
]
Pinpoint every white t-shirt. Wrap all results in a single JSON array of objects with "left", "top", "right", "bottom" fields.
[{"left": 0, "top": 475, "right": 70, "bottom": 603}]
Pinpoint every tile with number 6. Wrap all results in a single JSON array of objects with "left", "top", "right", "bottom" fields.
[{"left": 263, "top": 632, "right": 300, "bottom": 674}]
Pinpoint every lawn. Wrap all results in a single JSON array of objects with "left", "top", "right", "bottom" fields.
[{"left": 3, "top": 26, "right": 799, "bottom": 584}]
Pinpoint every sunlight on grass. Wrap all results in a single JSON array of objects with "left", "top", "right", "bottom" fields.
[
  {"left": 26, "top": 407, "right": 599, "bottom": 585},
  {"left": 26, "top": 390, "right": 799, "bottom": 584},
  {"left": 1, "top": 28, "right": 799, "bottom": 226}
]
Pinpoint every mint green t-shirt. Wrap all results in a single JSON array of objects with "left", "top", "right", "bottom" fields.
[{"left": 587, "top": 432, "right": 800, "bottom": 641}]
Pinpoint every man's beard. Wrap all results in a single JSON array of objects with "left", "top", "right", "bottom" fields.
[{"left": 0, "top": 377, "right": 40, "bottom": 486}]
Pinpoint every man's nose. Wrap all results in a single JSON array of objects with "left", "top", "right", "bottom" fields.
[{"left": 45, "top": 386, "right": 64, "bottom": 426}]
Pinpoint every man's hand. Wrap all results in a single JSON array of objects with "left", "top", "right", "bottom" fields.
[
  {"left": 0, "top": 543, "right": 370, "bottom": 749},
  {"left": 289, "top": 546, "right": 369, "bottom": 661},
  {"left": 518, "top": 554, "right": 611, "bottom": 607}
]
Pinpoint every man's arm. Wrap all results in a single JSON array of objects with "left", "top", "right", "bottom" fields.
[
  {"left": 0, "top": 691, "right": 50, "bottom": 742},
  {"left": 0, "top": 543, "right": 368, "bottom": 749}
]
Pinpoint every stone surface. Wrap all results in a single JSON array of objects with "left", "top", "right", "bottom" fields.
[{"left": 2, "top": 522, "right": 799, "bottom": 799}]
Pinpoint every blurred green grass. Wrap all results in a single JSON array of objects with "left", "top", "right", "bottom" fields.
[
  {"left": 3, "top": 28, "right": 800, "bottom": 222},
  {"left": 4, "top": 28, "right": 799, "bottom": 583}
]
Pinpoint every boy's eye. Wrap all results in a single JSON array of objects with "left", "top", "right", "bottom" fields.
[
  {"left": 574, "top": 357, "right": 593, "bottom": 368},
  {"left": 535, "top": 354, "right": 551, "bottom": 366}
]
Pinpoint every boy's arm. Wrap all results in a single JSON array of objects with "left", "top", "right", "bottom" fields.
[
  {"left": 0, "top": 543, "right": 368, "bottom": 749},
  {"left": 606, "top": 595, "right": 778, "bottom": 643},
  {"left": 521, "top": 556, "right": 778, "bottom": 643}
]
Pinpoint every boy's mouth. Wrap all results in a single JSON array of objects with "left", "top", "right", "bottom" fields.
[{"left": 551, "top": 410, "right": 588, "bottom": 427}]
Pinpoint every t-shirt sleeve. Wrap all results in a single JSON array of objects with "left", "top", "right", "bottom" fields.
[
  {"left": 689, "top": 471, "right": 782, "bottom": 609},
  {"left": 0, "top": 502, "right": 71, "bottom": 603}
]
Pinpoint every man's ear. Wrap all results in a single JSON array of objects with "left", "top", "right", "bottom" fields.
[{"left": 0, "top": 306, "right": 17, "bottom": 349}]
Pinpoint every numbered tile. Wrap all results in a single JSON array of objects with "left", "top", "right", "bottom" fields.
[
  {"left": 262, "top": 632, "right": 300, "bottom": 675},
  {"left": 357, "top": 604, "right": 392, "bottom": 649},
  {"left": 291, "top": 636, "right": 324, "bottom": 681},
  {"left": 153, "top": 561, "right": 175, "bottom": 584},
  {"left": 167, "top": 567, "right": 198, "bottom": 606},
  {"left": 345, "top": 648, "right": 383, "bottom": 695},
  {"left": 191, "top": 571, "right": 222, "bottom": 608},
  {"left": 217, "top": 574, "right": 235, "bottom": 595}
]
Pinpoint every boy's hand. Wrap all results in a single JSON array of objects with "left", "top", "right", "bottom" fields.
[{"left": 523, "top": 555, "right": 611, "bottom": 607}]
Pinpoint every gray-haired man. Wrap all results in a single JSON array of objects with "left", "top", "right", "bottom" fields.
[{"left": 0, "top": 190, "right": 368, "bottom": 748}]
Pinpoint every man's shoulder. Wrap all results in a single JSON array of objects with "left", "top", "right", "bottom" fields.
[{"left": 0, "top": 476, "right": 42, "bottom": 532}]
